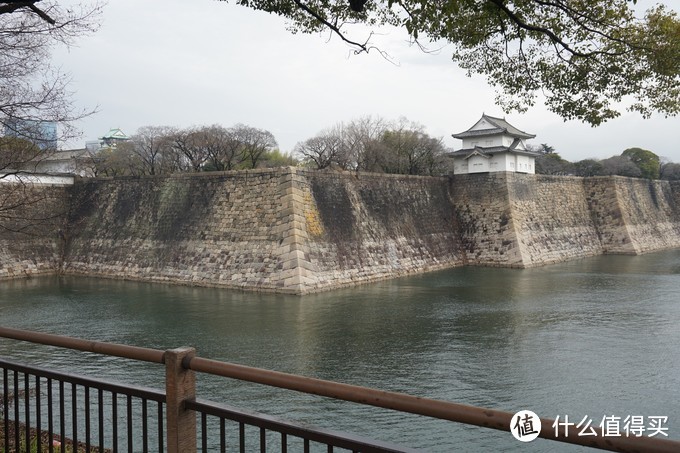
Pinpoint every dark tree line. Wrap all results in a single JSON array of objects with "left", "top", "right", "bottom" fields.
[
  {"left": 534, "top": 146, "right": 679, "bottom": 180},
  {"left": 89, "top": 124, "right": 295, "bottom": 177},
  {"left": 294, "top": 116, "right": 450, "bottom": 176}
]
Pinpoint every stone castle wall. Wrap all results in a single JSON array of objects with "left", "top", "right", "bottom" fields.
[
  {"left": 449, "top": 173, "right": 606, "bottom": 267},
  {"left": 61, "top": 168, "right": 465, "bottom": 294},
  {"left": 0, "top": 184, "right": 68, "bottom": 280},
  {"left": 448, "top": 173, "right": 521, "bottom": 266},
  {"left": 1, "top": 168, "right": 680, "bottom": 294},
  {"left": 604, "top": 178, "right": 680, "bottom": 253},
  {"left": 63, "top": 169, "right": 298, "bottom": 292},
  {"left": 295, "top": 170, "right": 465, "bottom": 292}
]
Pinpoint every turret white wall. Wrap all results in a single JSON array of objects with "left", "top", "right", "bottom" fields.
[{"left": 452, "top": 152, "right": 535, "bottom": 174}]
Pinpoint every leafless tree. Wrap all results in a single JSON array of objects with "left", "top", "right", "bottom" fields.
[
  {"left": 377, "top": 118, "right": 447, "bottom": 176},
  {"left": 233, "top": 124, "right": 278, "bottom": 169},
  {"left": 294, "top": 129, "right": 345, "bottom": 170},
  {"left": 127, "top": 126, "right": 178, "bottom": 176},
  {"left": 89, "top": 123, "right": 282, "bottom": 175},
  {"left": 296, "top": 116, "right": 448, "bottom": 174},
  {"left": 87, "top": 143, "right": 139, "bottom": 177},
  {"left": 296, "top": 116, "right": 389, "bottom": 171},
  {"left": 200, "top": 125, "right": 242, "bottom": 171},
  {"left": 170, "top": 126, "right": 210, "bottom": 172},
  {"left": 343, "top": 116, "right": 389, "bottom": 171},
  {"left": 1, "top": 1, "right": 101, "bottom": 233},
  {"left": 0, "top": 1, "right": 101, "bottom": 151}
]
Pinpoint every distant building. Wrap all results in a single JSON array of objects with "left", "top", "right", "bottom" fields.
[
  {"left": 3, "top": 119, "right": 58, "bottom": 150},
  {"left": 86, "top": 127, "right": 129, "bottom": 152},
  {"left": 449, "top": 114, "right": 538, "bottom": 174}
]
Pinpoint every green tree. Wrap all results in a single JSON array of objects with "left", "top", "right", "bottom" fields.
[
  {"left": 621, "top": 147, "right": 661, "bottom": 179},
  {"left": 572, "top": 159, "right": 605, "bottom": 177},
  {"left": 537, "top": 143, "right": 555, "bottom": 154},
  {"left": 660, "top": 162, "right": 680, "bottom": 181},
  {"left": 535, "top": 153, "right": 572, "bottom": 175},
  {"left": 261, "top": 149, "right": 298, "bottom": 167},
  {"left": 226, "top": 1, "right": 680, "bottom": 125},
  {"left": 601, "top": 155, "right": 642, "bottom": 178}
]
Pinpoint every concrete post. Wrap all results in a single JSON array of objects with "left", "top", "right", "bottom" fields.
[{"left": 165, "top": 347, "right": 196, "bottom": 453}]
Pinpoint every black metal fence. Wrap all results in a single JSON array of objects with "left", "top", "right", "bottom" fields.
[
  {"left": 1, "top": 326, "right": 680, "bottom": 453},
  {"left": 0, "top": 346, "right": 411, "bottom": 452},
  {"left": 1, "top": 358, "right": 165, "bottom": 453},
  {"left": 187, "top": 398, "right": 418, "bottom": 452}
]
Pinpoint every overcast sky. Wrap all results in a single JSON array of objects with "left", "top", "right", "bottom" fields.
[{"left": 52, "top": 0, "right": 680, "bottom": 162}]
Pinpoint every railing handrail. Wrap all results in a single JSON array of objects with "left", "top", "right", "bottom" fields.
[
  {"left": 0, "top": 326, "right": 165, "bottom": 364},
  {"left": 2, "top": 326, "right": 680, "bottom": 452}
]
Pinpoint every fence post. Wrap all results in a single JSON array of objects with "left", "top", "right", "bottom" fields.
[{"left": 165, "top": 347, "right": 196, "bottom": 453}]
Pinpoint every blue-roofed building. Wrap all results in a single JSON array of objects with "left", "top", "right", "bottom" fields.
[{"left": 86, "top": 127, "right": 130, "bottom": 151}]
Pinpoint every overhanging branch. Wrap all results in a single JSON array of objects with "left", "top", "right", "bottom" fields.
[
  {"left": 0, "top": 0, "right": 55, "bottom": 24},
  {"left": 292, "top": 0, "right": 370, "bottom": 53}
]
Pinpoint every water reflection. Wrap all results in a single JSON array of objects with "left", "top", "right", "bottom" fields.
[{"left": 1, "top": 250, "right": 679, "bottom": 451}]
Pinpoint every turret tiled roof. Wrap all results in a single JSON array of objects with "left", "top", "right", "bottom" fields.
[
  {"left": 448, "top": 138, "right": 540, "bottom": 158},
  {"left": 100, "top": 128, "right": 129, "bottom": 141},
  {"left": 452, "top": 114, "right": 536, "bottom": 140}
]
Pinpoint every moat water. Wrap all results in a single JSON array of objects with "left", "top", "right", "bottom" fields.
[{"left": 1, "top": 250, "right": 679, "bottom": 451}]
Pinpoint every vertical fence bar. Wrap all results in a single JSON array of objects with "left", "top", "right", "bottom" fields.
[
  {"left": 13, "top": 370, "right": 19, "bottom": 452},
  {"left": 142, "top": 398, "right": 148, "bottom": 453},
  {"left": 201, "top": 412, "right": 207, "bottom": 452},
  {"left": 24, "top": 372, "right": 30, "bottom": 452},
  {"left": 3, "top": 368, "right": 8, "bottom": 453},
  {"left": 35, "top": 375, "right": 42, "bottom": 453},
  {"left": 48, "top": 377, "right": 53, "bottom": 453},
  {"left": 127, "top": 394, "right": 133, "bottom": 453},
  {"left": 112, "top": 392, "right": 118, "bottom": 453},
  {"left": 72, "top": 382, "right": 78, "bottom": 450},
  {"left": 165, "top": 347, "right": 196, "bottom": 453},
  {"left": 157, "top": 401, "right": 164, "bottom": 453},
  {"left": 220, "top": 418, "right": 226, "bottom": 453},
  {"left": 239, "top": 422, "right": 245, "bottom": 453},
  {"left": 84, "top": 385, "right": 90, "bottom": 452},
  {"left": 98, "top": 389, "right": 104, "bottom": 451},
  {"left": 59, "top": 380, "right": 65, "bottom": 451}
]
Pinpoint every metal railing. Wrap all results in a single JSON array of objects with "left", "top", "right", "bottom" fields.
[
  {"left": 2, "top": 358, "right": 165, "bottom": 452},
  {"left": 1, "top": 326, "right": 679, "bottom": 452}
]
